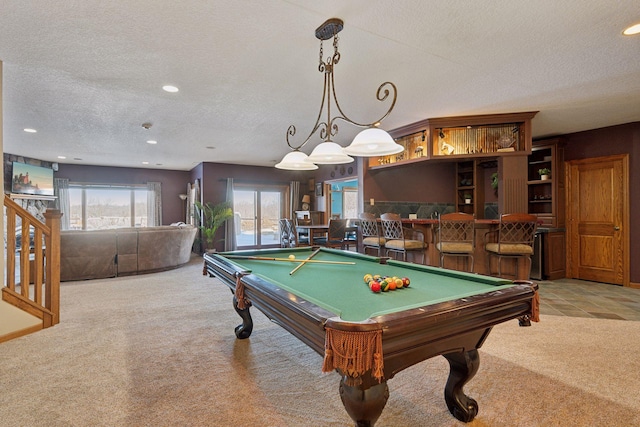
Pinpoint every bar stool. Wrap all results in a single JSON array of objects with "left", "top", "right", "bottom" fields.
[
  {"left": 435, "top": 212, "right": 476, "bottom": 272},
  {"left": 359, "top": 213, "right": 385, "bottom": 256},
  {"left": 484, "top": 213, "right": 537, "bottom": 279},
  {"left": 380, "top": 213, "right": 426, "bottom": 264}
]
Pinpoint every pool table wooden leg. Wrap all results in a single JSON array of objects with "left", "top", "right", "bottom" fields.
[
  {"left": 232, "top": 296, "right": 253, "bottom": 339},
  {"left": 339, "top": 377, "right": 389, "bottom": 427},
  {"left": 443, "top": 349, "right": 479, "bottom": 422}
]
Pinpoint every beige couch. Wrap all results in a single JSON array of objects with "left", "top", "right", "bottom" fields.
[{"left": 60, "top": 225, "right": 197, "bottom": 281}]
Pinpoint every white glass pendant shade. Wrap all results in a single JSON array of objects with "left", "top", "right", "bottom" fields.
[
  {"left": 343, "top": 128, "right": 404, "bottom": 156},
  {"left": 306, "top": 142, "right": 354, "bottom": 164},
  {"left": 275, "top": 151, "right": 318, "bottom": 170}
]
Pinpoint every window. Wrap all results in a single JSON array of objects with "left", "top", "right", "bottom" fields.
[
  {"left": 69, "top": 184, "right": 148, "bottom": 230},
  {"left": 233, "top": 184, "right": 288, "bottom": 249}
]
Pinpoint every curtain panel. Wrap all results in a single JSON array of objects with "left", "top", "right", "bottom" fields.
[
  {"left": 53, "top": 177, "right": 71, "bottom": 230},
  {"left": 146, "top": 181, "right": 162, "bottom": 226}
]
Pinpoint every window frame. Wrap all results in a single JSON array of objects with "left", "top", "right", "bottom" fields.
[{"left": 68, "top": 183, "right": 148, "bottom": 230}]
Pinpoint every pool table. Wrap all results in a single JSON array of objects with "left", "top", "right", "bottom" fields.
[{"left": 203, "top": 247, "right": 538, "bottom": 426}]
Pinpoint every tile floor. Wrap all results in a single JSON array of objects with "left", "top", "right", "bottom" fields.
[{"left": 537, "top": 278, "right": 640, "bottom": 321}]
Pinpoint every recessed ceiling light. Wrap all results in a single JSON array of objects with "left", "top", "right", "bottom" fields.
[
  {"left": 74, "top": 158, "right": 82, "bottom": 161},
  {"left": 24, "top": 128, "right": 37, "bottom": 133},
  {"left": 162, "top": 85, "right": 179, "bottom": 93},
  {"left": 146, "top": 140, "right": 158, "bottom": 144},
  {"left": 623, "top": 22, "right": 640, "bottom": 35},
  {"left": 57, "top": 156, "right": 66, "bottom": 159},
  {"left": 142, "top": 161, "right": 149, "bottom": 165},
  {"left": 206, "top": 146, "right": 216, "bottom": 149}
]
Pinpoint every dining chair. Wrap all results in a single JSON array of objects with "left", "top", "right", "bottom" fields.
[
  {"left": 435, "top": 212, "right": 475, "bottom": 272},
  {"left": 343, "top": 218, "right": 359, "bottom": 250},
  {"left": 288, "top": 219, "right": 309, "bottom": 247},
  {"left": 323, "top": 218, "right": 347, "bottom": 249},
  {"left": 278, "top": 218, "right": 291, "bottom": 248},
  {"left": 484, "top": 213, "right": 538, "bottom": 279},
  {"left": 380, "top": 213, "right": 426, "bottom": 264},
  {"left": 359, "top": 213, "right": 385, "bottom": 256}
]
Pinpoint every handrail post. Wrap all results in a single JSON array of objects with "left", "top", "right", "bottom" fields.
[{"left": 44, "top": 209, "right": 62, "bottom": 325}]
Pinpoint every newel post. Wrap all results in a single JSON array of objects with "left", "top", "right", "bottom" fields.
[{"left": 44, "top": 209, "right": 62, "bottom": 325}]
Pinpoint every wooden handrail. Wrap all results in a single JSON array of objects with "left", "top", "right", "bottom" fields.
[{"left": 3, "top": 195, "right": 62, "bottom": 329}]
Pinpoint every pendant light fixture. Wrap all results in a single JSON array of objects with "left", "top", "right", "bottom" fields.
[{"left": 276, "top": 18, "right": 403, "bottom": 170}]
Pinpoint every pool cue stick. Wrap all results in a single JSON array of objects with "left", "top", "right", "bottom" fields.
[
  {"left": 223, "top": 255, "right": 355, "bottom": 265},
  {"left": 289, "top": 248, "right": 321, "bottom": 275}
]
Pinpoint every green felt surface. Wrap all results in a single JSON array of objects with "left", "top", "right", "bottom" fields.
[{"left": 222, "top": 248, "right": 514, "bottom": 322}]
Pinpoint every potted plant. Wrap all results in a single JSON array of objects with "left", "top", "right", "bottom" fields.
[
  {"left": 463, "top": 193, "right": 472, "bottom": 204},
  {"left": 194, "top": 201, "right": 233, "bottom": 252},
  {"left": 490, "top": 172, "right": 498, "bottom": 196},
  {"left": 538, "top": 168, "right": 551, "bottom": 180}
]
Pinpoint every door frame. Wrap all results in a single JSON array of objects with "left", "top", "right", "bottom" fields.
[{"left": 565, "top": 154, "right": 629, "bottom": 286}]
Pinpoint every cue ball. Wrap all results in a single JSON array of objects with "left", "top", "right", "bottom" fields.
[{"left": 288, "top": 254, "right": 296, "bottom": 260}]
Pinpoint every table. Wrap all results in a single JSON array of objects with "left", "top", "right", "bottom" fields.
[
  {"left": 203, "top": 247, "right": 538, "bottom": 426},
  {"left": 296, "top": 224, "right": 358, "bottom": 246}
]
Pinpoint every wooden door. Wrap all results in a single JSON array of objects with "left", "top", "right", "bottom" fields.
[{"left": 566, "top": 155, "right": 628, "bottom": 285}]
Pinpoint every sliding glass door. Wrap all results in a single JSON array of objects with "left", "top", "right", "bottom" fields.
[{"left": 234, "top": 185, "right": 287, "bottom": 249}]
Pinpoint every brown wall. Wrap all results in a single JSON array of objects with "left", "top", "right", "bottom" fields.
[
  {"left": 563, "top": 121, "right": 640, "bottom": 284},
  {"left": 194, "top": 162, "right": 313, "bottom": 251},
  {"left": 55, "top": 164, "right": 191, "bottom": 225},
  {"left": 363, "top": 160, "right": 456, "bottom": 203}
]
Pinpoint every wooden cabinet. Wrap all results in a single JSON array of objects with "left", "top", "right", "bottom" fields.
[
  {"left": 368, "top": 111, "right": 538, "bottom": 170},
  {"left": 544, "top": 230, "right": 566, "bottom": 280},
  {"left": 527, "top": 138, "right": 565, "bottom": 227},
  {"left": 455, "top": 160, "right": 485, "bottom": 217},
  {"left": 527, "top": 137, "right": 566, "bottom": 280}
]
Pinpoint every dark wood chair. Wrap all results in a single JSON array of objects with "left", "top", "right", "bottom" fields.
[
  {"left": 435, "top": 212, "right": 475, "bottom": 272},
  {"left": 359, "top": 213, "right": 385, "bottom": 256},
  {"left": 484, "top": 213, "right": 538, "bottom": 279},
  {"left": 380, "top": 213, "right": 426, "bottom": 263},
  {"left": 323, "top": 219, "right": 347, "bottom": 249}
]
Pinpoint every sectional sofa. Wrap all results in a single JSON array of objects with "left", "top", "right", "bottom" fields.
[{"left": 60, "top": 225, "right": 197, "bottom": 281}]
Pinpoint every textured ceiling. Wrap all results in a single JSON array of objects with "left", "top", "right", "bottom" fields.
[{"left": 1, "top": 0, "right": 639, "bottom": 170}]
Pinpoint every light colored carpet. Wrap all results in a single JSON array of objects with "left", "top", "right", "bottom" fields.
[{"left": 1, "top": 256, "right": 639, "bottom": 426}]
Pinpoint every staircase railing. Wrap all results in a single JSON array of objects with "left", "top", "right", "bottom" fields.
[{"left": 3, "top": 195, "right": 62, "bottom": 329}]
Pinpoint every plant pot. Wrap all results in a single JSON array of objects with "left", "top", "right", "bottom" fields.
[
  {"left": 464, "top": 199, "right": 472, "bottom": 204},
  {"left": 541, "top": 175, "right": 550, "bottom": 181}
]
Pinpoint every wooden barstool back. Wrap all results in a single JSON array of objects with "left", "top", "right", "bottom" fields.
[
  {"left": 380, "top": 213, "right": 426, "bottom": 264},
  {"left": 436, "top": 212, "right": 476, "bottom": 272},
  {"left": 359, "top": 213, "right": 385, "bottom": 256},
  {"left": 484, "top": 213, "right": 538, "bottom": 279}
]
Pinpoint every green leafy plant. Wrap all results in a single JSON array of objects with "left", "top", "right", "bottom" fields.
[
  {"left": 538, "top": 168, "right": 551, "bottom": 176},
  {"left": 463, "top": 193, "right": 472, "bottom": 200},
  {"left": 194, "top": 201, "right": 233, "bottom": 250},
  {"left": 490, "top": 172, "right": 498, "bottom": 195}
]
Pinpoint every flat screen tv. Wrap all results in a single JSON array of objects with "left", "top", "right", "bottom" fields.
[{"left": 11, "top": 162, "right": 55, "bottom": 196}]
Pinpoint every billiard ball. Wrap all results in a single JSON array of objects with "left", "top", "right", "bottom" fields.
[
  {"left": 402, "top": 277, "right": 410, "bottom": 287},
  {"left": 288, "top": 254, "right": 296, "bottom": 260},
  {"left": 364, "top": 274, "right": 373, "bottom": 284},
  {"left": 370, "top": 282, "right": 381, "bottom": 293}
]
